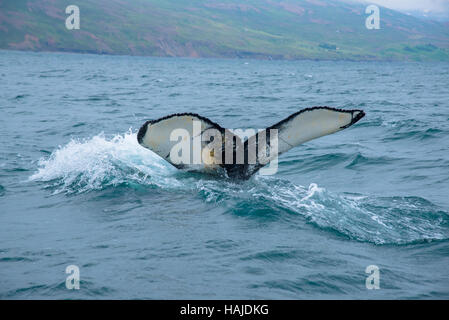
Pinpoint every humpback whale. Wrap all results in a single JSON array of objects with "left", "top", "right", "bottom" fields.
[{"left": 137, "top": 107, "right": 365, "bottom": 179}]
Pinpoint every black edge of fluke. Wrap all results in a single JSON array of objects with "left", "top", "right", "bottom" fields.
[
  {"left": 137, "top": 120, "right": 152, "bottom": 144},
  {"left": 137, "top": 113, "right": 226, "bottom": 145},
  {"left": 137, "top": 107, "right": 365, "bottom": 144},
  {"left": 266, "top": 106, "right": 365, "bottom": 130},
  {"left": 340, "top": 109, "right": 366, "bottom": 129}
]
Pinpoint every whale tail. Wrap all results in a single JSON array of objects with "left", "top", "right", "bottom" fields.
[{"left": 137, "top": 107, "right": 365, "bottom": 178}]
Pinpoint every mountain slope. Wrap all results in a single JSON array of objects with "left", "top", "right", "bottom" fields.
[{"left": 1, "top": 0, "right": 449, "bottom": 61}]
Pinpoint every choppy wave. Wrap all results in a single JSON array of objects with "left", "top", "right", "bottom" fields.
[
  {"left": 359, "top": 116, "right": 447, "bottom": 142},
  {"left": 30, "top": 131, "right": 449, "bottom": 245}
]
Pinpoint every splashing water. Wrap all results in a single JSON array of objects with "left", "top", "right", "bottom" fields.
[
  {"left": 30, "top": 130, "right": 180, "bottom": 193},
  {"left": 30, "top": 131, "right": 449, "bottom": 245}
]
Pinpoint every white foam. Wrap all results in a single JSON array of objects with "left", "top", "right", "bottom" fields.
[{"left": 30, "top": 130, "right": 178, "bottom": 193}]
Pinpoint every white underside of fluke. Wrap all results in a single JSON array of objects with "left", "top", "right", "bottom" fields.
[
  {"left": 138, "top": 114, "right": 231, "bottom": 171},
  {"left": 272, "top": 107, "right": 361, "bottom": 155}
]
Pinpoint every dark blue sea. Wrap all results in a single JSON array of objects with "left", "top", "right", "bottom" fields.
[{"left": 1, "top": 50, "right": 448, "bottom": 299}]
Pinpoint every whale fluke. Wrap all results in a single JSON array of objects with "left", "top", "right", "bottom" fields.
[{"left": 137, "top": 107, "right": 365, "bottom": 178}]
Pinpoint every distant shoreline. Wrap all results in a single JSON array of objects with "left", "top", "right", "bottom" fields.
[{"left": 2, "top": 48, "right": 448, "bottom": 63}]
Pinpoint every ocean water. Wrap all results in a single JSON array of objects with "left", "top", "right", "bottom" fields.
[{"left": 1, "top": 50, "right": 449, "bottom": 299}]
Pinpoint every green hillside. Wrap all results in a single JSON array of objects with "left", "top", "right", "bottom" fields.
[{"left": 1, "top": 0, "right": 449, "bottom": 61}]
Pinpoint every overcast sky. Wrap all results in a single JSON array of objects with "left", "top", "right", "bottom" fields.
[{"left": 353, "top": 0, "right": 449, "bottom": 13}]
